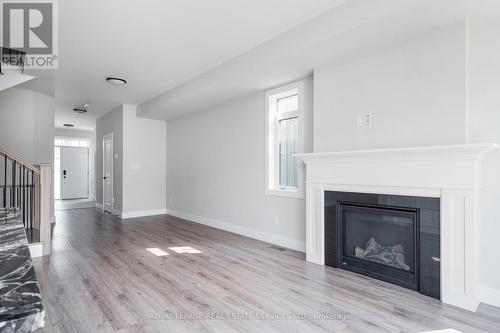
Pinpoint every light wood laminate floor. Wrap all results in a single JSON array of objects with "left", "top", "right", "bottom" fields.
[{"left": 32, "top": 209, "right": 500, "bottom": 333}]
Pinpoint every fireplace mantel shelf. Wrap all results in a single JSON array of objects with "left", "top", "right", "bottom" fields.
[
  {"left": 296, "top": 142, "right": 498, "bottom": 312},
  {"left": 296, "top": 143, "right": 498, "bottom": 164}
]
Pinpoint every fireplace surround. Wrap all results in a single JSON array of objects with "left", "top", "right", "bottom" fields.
[
  {"left": 296, "top": 143, "right": 497, "bottom": 311},
  {"left": 325, "top": 191, "right": 440, "bottom": 299}
]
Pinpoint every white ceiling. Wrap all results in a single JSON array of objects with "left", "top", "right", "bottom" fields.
[
  {"left": 138, "top": 0, "right": 500, "bottom": 120},
  {"left": 17, "top": 0, "right": 500, "bottom": 128},
  {"left": 18, "top": 0, "right": 349, "bottom": 129}
]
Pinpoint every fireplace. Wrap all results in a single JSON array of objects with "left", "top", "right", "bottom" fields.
[
  {"left": 325, "top": 191, "right": 440, "bottom": 299},
  {"left": 296, "top": 144, "right": 497, "bottom": 310}
]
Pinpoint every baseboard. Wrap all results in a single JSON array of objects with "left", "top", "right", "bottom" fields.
[
  {"left": 29, "top": 242, "right": 44, "bottom": 258},
  {"left": 121, "top": 209, "right": 167, "bottom": 219},
  {"left": 57, "top": 200, "right": 96, "bottom": 211},
  {"left": 480, "top": 286, "right": 500, "bottom": 308},
  {"left": 95, "top": 203, "right": 121, "bottom": 217},
  {"left": 166, "top": 209, "right": 306, "bottom": 252}
]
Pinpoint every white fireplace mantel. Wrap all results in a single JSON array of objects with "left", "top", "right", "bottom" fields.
[{"left": 296, "top": 143, "right": 497, "bottom": 312}]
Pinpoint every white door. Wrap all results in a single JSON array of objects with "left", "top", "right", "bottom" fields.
[
  {"left": 61, "top": 147, "right": 89, "bottom": 199},
  {"left": 103, "top": 134, "right": 113, "bottom": 213}
]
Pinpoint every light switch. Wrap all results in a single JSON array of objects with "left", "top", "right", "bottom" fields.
[{"left": 357, "top": 113, "right": 372, "bottom": 129}]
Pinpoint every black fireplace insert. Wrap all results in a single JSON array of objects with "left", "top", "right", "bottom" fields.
[{"left": 325, "top": 191, "right": 440, "bottom": 299}]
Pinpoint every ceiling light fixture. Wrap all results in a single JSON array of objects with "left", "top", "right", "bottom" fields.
[
  {"left": 73, "top": 107, "right": 87, "bottom": 114},
  {"left": 63, "top": 123, "right": 74, "bottom": 127},
  {"left": 106, "top": 77, "right": 127, "bottom": 85}
]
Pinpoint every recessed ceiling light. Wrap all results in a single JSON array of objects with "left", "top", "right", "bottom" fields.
[
  {"left": 63, "top": 123, "right": 74, "bottom": 127},
  {"left": 106, "top": 77, "right": 127, "bottom": 85},
  {"left": 73, "top": 107, "right": 87, "bottom": 113}
]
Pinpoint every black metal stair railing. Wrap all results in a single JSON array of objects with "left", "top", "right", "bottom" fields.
[
  {"left": 0, "top": 46, "right": 26, "bottom": 74},
  {"left": 0, "top": 149, "right": 41, "bottom": 243}
]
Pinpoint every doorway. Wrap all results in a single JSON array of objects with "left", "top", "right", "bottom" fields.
[
  {"left": 54, "top": 137, "right": 95, "bottom": 210},
  {"left": 102, "top": 133, "right": 113, "bottom": 213}
]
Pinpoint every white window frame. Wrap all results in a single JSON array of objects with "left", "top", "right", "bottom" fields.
[{"left": 265, "top": 81, "right": 305, "bottom": 199}]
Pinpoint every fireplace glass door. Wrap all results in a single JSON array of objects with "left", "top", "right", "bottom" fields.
[{"left": 339, "top": 203, "right": 418, "bottom": 289}]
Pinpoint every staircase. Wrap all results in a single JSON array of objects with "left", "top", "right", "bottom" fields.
[{"left": 0, "top": 148, "right": 52, "bottom": 256}]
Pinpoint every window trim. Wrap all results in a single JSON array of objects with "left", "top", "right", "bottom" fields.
[{"left": 265, "top": 81, "right": 305, "bottom": 199}]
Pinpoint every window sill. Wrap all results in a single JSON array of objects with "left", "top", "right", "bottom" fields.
[{"left": 266, "top": 188, "right": 304, "bottom": 199}]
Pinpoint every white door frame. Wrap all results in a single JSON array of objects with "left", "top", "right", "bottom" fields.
[{"left": 102, "top": 133, "right": 113, "bottom": 213}]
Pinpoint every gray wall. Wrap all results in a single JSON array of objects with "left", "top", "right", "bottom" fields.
[
  {"left": 469, "top": 18, "right": 500, "bottom": 295},
  {"left": 122, "top": 105, "right": 167, "bottom": 214},
  {"left": 55, "top": 128, "right": 95, "bottom": 140},
  {"left": 0, "top": 87, "right": 55, "bottom": 220},
  {"left": 0, "top": 87, "right": 55, "bottom": 164},
  {"left": 313, "top": 22, "right": 466, "bottom": 152},
  {"left": 33, "top": 92, "right": 56, "bottom": 164},
  {"left": 96, "top": 106, "right": 123, "bottom": 212},
  {"left": 0, "top": 88, "right": 36, "bottom": 161},
  {"left": 166, "top": 78, "right": 313, "bottom": 249},
  {"left": 0, "top": 87, "right": 54, "bottom": 164}
]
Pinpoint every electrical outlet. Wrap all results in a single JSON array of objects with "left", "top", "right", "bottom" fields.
[
  {"left": 273, "top": 216, "right": 279, "bottom": 225},
  {"left": 357, "top": 113, "right": 372, "bottom": 129},
  {"left": 169, "top": 197, "right": 175, "bottom": 206}
]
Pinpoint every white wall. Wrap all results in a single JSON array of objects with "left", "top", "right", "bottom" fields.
[
  {"left": 469, "top": 18, "right": 500, "bottom": 306},
  {"left": 96, "top": 105, "right": 167, "bottom": 217},
  {"left": 166, "top": 78, "right": 313, "bottom": 251},
  {"left": 33, "top": 92, "right": 56, "bottom": 164},
  {"left": 96, "top": 106, "right": 124, "bottom": 212},
  {"left": 0, "top": 88, "right": 54, "bottom": 164},
  {"left": 0, "top": 88, "right": 36, "bottom": 161},
  {"left": 314, "top": 22, "right": 467, "bottom": 152},
  {"left": 0, "top": 87, "right": 55, "bottom": 221},
  {"left": 122, "top": 105, "right": 167, "bottom": 217}
]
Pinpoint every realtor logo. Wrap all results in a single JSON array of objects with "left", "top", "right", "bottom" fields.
[{"left": 1, "top": 0, "right": 58, "bottom": 68}]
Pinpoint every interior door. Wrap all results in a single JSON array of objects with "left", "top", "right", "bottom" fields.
[
  {"left": 103, "top": 134, "right": 113, "bottom": 213},
  {"left": 61, "top": 147, "right": 89, "bottom": 199}
]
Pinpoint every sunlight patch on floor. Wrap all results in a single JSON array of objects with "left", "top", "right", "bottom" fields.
[{"left": 146, "top": 248, "right": 169, "bottom": 256}]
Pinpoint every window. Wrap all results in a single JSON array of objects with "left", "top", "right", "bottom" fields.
[
  {"left": 55, "top": 138, "right": 89, "bottom": 148},
  {"left": 265, "top": 81, "right": 304, "bottom": 198},
  {"left": 277, "top": 95, "right": 298, "bottom": 187}
]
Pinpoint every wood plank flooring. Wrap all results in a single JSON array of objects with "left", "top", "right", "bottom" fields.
[{"left": 32, "top": 209, "right": 500, "bottom": 333}]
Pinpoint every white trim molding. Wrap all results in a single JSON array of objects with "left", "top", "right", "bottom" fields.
[
  {"left": 296, "top": 143, "right": 498, "bottom": 312},
  {"left": 166, "top": 209, "right": 306, "bottom": 252},
  {"left": 121, "top": 209, "right": 167, "bottom": 219},
  {"left": 28, "top": 243, "right": 44, "bottom": 258},
  {"left": 480, "top": 286, "right": 500, "bottom": 308}
]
